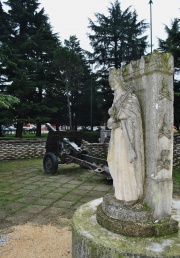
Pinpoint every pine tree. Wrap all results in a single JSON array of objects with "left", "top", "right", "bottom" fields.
[
  {"left": 88, "top": 0, "right": 148, "bottom": 70},
  {"left": 1, "top": 0, "right": 60, "bottom": 137},
  {"left": 158, "top": 18, "right": 180, "bottom": 130},
  {"left": 53, "top": 36, "right": 93, "bottom": 130},
  {"left": 158, "top": 18, "right": 180, "bottom": 78},
  {"left": 87, "top": 0, "right": 148, "bottom": 122}
]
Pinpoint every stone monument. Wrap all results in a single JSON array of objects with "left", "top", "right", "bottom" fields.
[{"left": 72, "top": 51, "right": 179, "bottom": 257}]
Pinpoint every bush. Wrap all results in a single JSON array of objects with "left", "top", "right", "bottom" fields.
[{"left": 83, "top": 131, "right": 100, "bottom": 143}]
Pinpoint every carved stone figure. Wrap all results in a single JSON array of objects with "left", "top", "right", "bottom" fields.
[{"left": 107, "top": 68, "right": 145, "bottom": 202}]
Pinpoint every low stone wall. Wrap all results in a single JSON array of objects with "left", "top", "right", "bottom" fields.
[
  {"left": 0, "top": 135, "right": 179, "bottom": 168},
  {"left": 81, "top": 140, "right": 108, "bottom": 158},
  {"left": 0, "top": 139, "right": 46, "bottom": 161}
]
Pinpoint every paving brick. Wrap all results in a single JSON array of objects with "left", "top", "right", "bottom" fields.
[
  {"left": 61, "top": 194, "right": 81, "bottom": 202},
  {"left": 53, "top": 200, "right": 74, "bottom": 208},
  {"left": 0, "top": 209, "right": 9, "bottom": 219},
  {"left": 77, "top": 185, "right": 95, "bottom": 191},
  {"left": 53, "top": 188, "right": 72, "bottom": 194},
  {"left": 22, "top": 185, "right": 39, "bottom": 190},
  {"left": 6, "top": 212, "right": 33, "bottom": 224},
  {"left": 44, "top": 192, "right": 64, "bottom": 199},
  {"left": 5, "top": 202, "right": 25, "bottom": 211},
  {"left": 21, "top": 205, "right": 46, "bottom": 214},
  {"left": 34, "top": 198, "right": 55, "bottom": 206}
]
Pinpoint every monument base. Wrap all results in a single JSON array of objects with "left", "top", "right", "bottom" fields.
[
  {"left": 96, "top": 193, "right": 178, "bottom": 237},
  {"left": 72, "top": 198, "right": 180, "bottom": 258}
]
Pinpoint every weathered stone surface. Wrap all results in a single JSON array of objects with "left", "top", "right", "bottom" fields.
[
  {"left": 107, "top": 68, "right": 145, "bottom": 202},
  {"left": 102, "top": 193, "right": 154, "bottom": 222},
  {"left": 117, "top": 51, "right": 174, "bottom": 219},
  {"left": 0, "top": 139, "right": 46, "bottom": 160},
  {"left": 72, "top": 51, "right": 178, "bottom": 257},
  {"left": 97, "top": 203, "right": 178, "bottom": 237},
  {"left": 72, "top": 199, "right": 180, "bottom": 258}
]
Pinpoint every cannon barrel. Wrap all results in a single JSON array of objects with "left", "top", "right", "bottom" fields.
[{"left": 46, "top": 123, "right": 56, "bottom": 132}]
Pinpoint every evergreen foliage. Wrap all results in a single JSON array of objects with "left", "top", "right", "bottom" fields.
[
  {"left": 53, "top": 36, "right": 93, "bottom": 130},
  {"left": 0, "top": 0, "right": 60, "bottom": 137},
  {"left": 0, "top": 94, "right": 19, "bottom": 108},
  {"left": 88, "top": 0, "right": 148, "bottom": 70},
  {"left": 158, "top": 18, "right": 180, "bottom": 129},
  {"left": 87, "top": 0, "right": 148, "bottom": 121}
]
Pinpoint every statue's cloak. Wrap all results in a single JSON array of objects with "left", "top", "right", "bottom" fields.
[{"left": 107, "top": 92, "right": 145, "bottom": 202}]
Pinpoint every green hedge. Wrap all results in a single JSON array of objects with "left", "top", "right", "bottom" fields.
[
  {"left": 0, "top": 131, "right": 100, "bottom": 143},
  {"left": 82, "top": 131, "right": 100, "bottom": 143}
]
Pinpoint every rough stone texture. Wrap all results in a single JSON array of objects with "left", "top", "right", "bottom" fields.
[
  {"left": 0, "top": 139, "right": 46, "bottom": 160},
  {"left": 119, "top": 51, "right": 174, "bottom": 220},
  {"left": 107, "top": 69, "right": 145, "bottom": 202},
  {"left": 72, "top": 199, "right": 180, "bottom": 258},
  {"left": 102, "top": 193, "right": 154, "bottom": 222},
  {"left": 97, "top": 203, "right": 178, "bottom": 237},
  {"left": 81, "top": 140, "right": 107, "bottom": 158},
  {"left": 97, "top": 193, "right": 178, "bottom": 237}
]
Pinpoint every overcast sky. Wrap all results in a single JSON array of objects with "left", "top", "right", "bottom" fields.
[
  {"left": 38, "top": 0, "right": 180, "bottom": 53},
  {"left": 2, "top": 1, "right": 179, "bottom": 52},
  {"left": 39, "top": 0, "right": 180, "bottom": 51}
]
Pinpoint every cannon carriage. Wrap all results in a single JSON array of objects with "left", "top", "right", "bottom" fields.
[{"left": 43, "top": 123, "right": 111, "bottom": 178}]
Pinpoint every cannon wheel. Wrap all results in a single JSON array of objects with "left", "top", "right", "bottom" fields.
[{"left": 43, "top": 152, "right": 58, "bottom": 174}]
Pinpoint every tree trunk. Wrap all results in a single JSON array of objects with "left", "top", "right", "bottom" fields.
[
  {"left": 56, "top": 124, "right": 59, "bottom": 131},
  {"left": 66, "top": 79, "right": 72, "bottom": 130},
  {"left": 15, "top": 122, "right": 23, "bottom": 138},
  {"left": 0, "top": 124, "right": 3, "bottom": 137},
  {"left": 36, "top": 122, "right": 41, "bottom": 137}
]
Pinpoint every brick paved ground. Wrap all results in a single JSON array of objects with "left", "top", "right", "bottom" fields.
[{"left": 0, "top": 158, "right": 113, "bottom": 230}]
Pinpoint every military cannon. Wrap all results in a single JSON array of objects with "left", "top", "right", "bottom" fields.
[{"left": 43, "top": 123, "right": 111, "bottom": 178}]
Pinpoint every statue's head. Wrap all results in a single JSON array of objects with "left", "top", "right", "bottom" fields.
[{"left": 109, "top": 68, "right": 127, "bottom": 91}]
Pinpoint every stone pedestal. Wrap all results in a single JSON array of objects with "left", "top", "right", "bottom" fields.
[
  {"left": 72, "top": 199, "right": 180, "bottom": 258},
  {"left": 97, "top": 193, "right": 178, "bottom": 237}
]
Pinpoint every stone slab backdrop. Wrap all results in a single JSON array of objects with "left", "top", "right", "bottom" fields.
[{"left": 121, "top": 51, "right": 174, "bottom": 220}]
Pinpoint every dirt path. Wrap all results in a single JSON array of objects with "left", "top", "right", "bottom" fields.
[{"left": 0, "top": 222, "right": 72, "bottom": 258}]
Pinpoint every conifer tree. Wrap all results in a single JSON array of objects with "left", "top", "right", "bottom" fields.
[
  {"left": 158, "top": 18, "right": 180, "bottom": 130},
  {"left": 87, "top": 0, "right": 148, "bottom": 122},
  {"left": 0, "top": 0, "right": 60, "bottom": 137},
  {"left": 88, "top": 0, "right": 148, "bottom": 70},
  {"left": 53, "top": 36, "right": 94, "bottom": 130}
]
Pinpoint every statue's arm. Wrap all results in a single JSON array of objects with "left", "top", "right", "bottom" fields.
[{"left": 107, "top": 118, "right": 120, "bottom": 129}]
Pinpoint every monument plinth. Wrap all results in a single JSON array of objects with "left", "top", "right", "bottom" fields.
[{"left": 97, "top": 193, "right": 178, "bottom": 237}]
